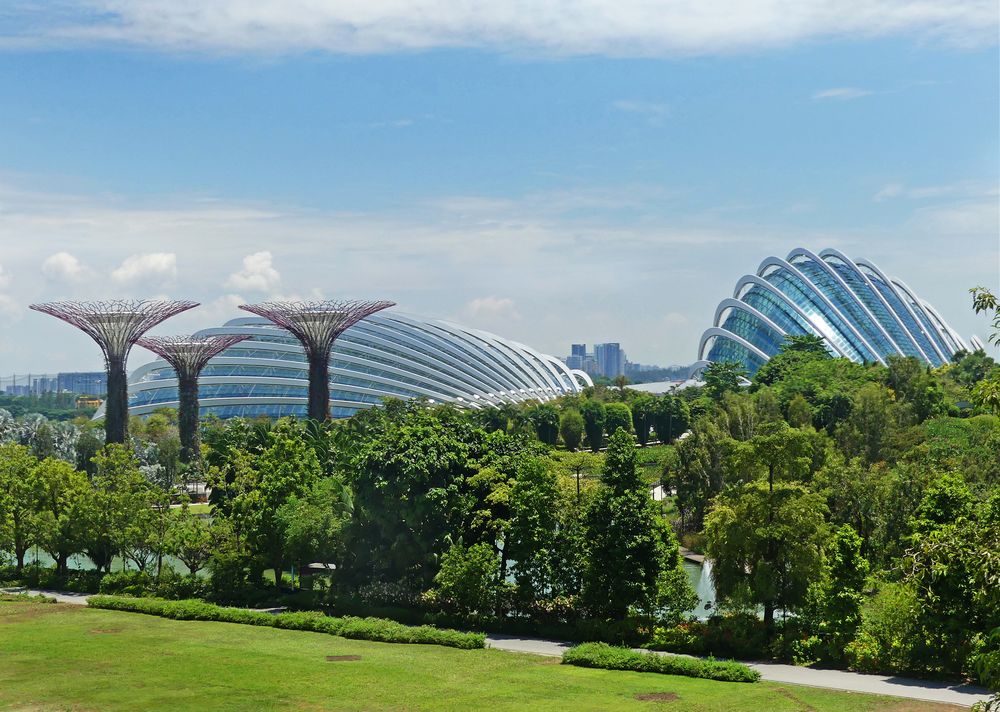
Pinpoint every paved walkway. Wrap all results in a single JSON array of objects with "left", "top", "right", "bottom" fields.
[
  {"left": 486, "top": 634, "right": 993, "bottom": 708},
  {"left": 6, "top": 588, "right": 992, "bottom": 707}
]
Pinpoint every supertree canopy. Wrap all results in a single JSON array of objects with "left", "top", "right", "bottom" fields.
[
  {"left": 29, "top": 299, "right": 198, "bottom": 443},
  {"left": 239, "top": 299, "right": 395, "bottom": 420},
  {"left": 137, "top": 334, "right": 250, "bottom": 463}
]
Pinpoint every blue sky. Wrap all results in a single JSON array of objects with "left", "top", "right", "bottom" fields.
[{"left": 0, "top": 1, "right": 997, "bottom": 372}]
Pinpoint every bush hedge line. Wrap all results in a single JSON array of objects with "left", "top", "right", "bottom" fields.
[
  {"left": 88, "top": 596, "right": 485, "bottom": 650},
  {"left": 561, "top": 642, "right": 760, "bottom": 683}
]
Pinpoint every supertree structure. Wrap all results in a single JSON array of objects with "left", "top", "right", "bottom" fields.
[
  {"left": 29, "top": 300, "right": 198, "bottom": 444},
  {"left": 137, "top": 334, "right": 250, "bottom": 463},
  {"left": 239, "top": 299, "right": 395, "bottom": 420}
]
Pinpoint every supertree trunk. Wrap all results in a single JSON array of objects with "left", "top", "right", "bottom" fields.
[
  {"left": 308, "top": 353, "right": 331, "bottom": 421},
  {"left": 239, "top": 299, "right": 395, "bottom": 422},
  {"left": 177, "top": 372, "right": 200, "bottom": 464},
  {"left": 105, "top": 355, "right": 130, "bottom": 444}
]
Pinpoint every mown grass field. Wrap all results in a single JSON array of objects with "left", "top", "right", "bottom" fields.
[{"left": 0, "top": 600, "right": 953, "bottom": 712}]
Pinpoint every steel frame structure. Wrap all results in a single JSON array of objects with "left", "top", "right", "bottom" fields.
[
  {"left": 29, "top": 299, "right": 198, "bottom": 443},
  {"left": 238, "top": 299, "right": 395, "bottom": 420},
  {"left": 137, "top": 334, "right": 249, "bottom": 463}
]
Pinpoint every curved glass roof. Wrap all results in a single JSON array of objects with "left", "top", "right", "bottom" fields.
[{"left": 699, "top": 249, "right": 969, "bottom": 375}]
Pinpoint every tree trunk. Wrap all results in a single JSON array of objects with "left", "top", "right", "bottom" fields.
[
  {"left": 105, "top": 356, "right": 129, "bottom": 444},
  {"left": 764, "top": 602, "right": 775, "bottom": 631},
  {"left": 57, "top": 553, "right": 69, "bottom": 576},
  {"left": 15, "top": 548, "right": 25, "bottom": 576},
  {"left": 178, "top": 372, "right": 200, "bottom": 464},
  {"left": 307, "top": 353, "right": 330, "bottom": 421}
]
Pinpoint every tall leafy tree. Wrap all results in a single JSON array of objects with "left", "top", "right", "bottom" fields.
[
  {"left": 604, "top": 402, "right": 632, "bottom": 439},
  {"left": 32, "top": 458, "right": 91, "bottom": 575},
  {"left": 705, "top": 479, "right": 828, "bottom": 629},
  {"left": 221, "top": 419, "right": 323, "bottom": 586},
  {"left": 583, "top": 430, "right": 690, "bottom": 618},
  {"left": 559, "top": 409, "right": 585, "bottom": 451},
  {"left": 528, "top": 403, "right": 560, "bottom": 446},
  {"left": 345, "top": 406, "right": 477, "bottom": 589},
  {"left": 579, "top": 400, "right": 607, "bottom": 452},
  {"left": 507, "top": 456, "right": 559, "bottom": 601},
  {"left": 0, "top": 444, "right": 40, "bottom": 574},
  {"left": 631, "top": 395, "right": 654, "bottom": 446},
  {"left": 703, "top": 361, "right": 746, "bottom": 400}
]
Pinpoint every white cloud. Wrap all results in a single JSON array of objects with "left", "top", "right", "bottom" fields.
[
  {"left": 225, "top": 251, "right": 281, "bottom": 292},
  {"left": 874, "top": 183, "right": 905, "bottom": 201},
  {"left": 0, "top": 262, "right": 10, "bottom": 289},
  {"left": 813, "top": 87, "right": 875, "bottom": 101},
  {"left": 7, "top": 1, "right": 996, "bottom": 56},
  {"left": 111, "top": 252, "right": 177, "bottom": 284},
  {"left": 613, "top": 100, "right": 670, "bottom": 125},
  {"left": 0, "top": 293, "right": 17, "bottom": 317},
  {"left": 463, "top": 296, "right": 521, "bottom": 321},
  {"left": 41, "top": 251, "right": 91, "bottom": 282}
]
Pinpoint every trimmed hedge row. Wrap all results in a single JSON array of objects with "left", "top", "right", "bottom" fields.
[
  {"left": 88, "top": 596, "right": 485, "bottom": 650},
  {"left": 562, "top": 642, "right": 760, "bottom": 683}
]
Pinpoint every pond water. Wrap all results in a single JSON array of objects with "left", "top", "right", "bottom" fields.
[{"left": 683, "top": 559, "right": 717, "bottom": 619}]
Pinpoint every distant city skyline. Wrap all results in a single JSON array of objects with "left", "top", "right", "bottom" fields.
[{"left": 0, "top": 2, "right": 997, "bottom": 372}]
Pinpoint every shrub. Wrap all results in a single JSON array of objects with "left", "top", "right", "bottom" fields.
[
  {"left": 433, "top": 543, "right": 499, "bottom": 615},
  {"left": 562, "top": 642, "right": 760, "bottom": 683},
  {"left": 87, "top": 596, "right": 485, "bottom": 650}
]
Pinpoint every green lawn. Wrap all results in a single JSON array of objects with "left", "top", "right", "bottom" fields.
[{"left": 0, "top": 600, "right": 951, "bottom": 712}]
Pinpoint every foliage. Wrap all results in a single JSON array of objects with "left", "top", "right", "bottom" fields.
[
  {"left": 582, "top": 430, "right": 695, "bottom": 620},
  {"left": 558, "top": 408, "right": 585, "bottom": 451},
  {"left": 432, "top": 543, "right": 499, "bottom": 616},
  {"left": 562, "top": 642, "right": 760, "bottom": 683},
  {"left": 603, "top": 402, "right": 632, "bottom": 439},
  {"left": 703, "top": 361, "right": 746, "bottom": 401},
  {"left": 87, "top": 595, "right": 486, "bottom": 649},
  {"left": 705, "top": 479, "right": 828, "bottom": 628},
  {"left": 579, "top": 399, "right": 606, "bottom": 452}
]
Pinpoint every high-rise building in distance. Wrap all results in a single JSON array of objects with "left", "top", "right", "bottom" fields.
[{"left": 594, "top": 342, "right": 626, "bottom": 378}]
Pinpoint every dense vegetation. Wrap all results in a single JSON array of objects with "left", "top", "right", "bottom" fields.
[{"left": 1, "top": 289, "right": 998, "bottom": 695}]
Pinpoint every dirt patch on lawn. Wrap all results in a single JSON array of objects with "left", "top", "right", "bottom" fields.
[
  {"left": 634, "top": 692, "right": 679, "bottom": 702},
  {"left": 325, "top": 655, "right": 362, "bottom": 662},
  {"left": 773, "top": 687, "right": 817, "bottom": 711},
  {"left": 89, "top": 628, "right": 123, "bottom": 634}
]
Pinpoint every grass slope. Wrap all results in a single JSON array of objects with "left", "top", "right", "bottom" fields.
[{"left": 0, "top": 601, "right": 950, "bottom": 712}]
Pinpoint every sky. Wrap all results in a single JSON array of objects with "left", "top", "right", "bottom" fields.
[{"left": 0, "top": 0, "right": 998, "bottom": 374}]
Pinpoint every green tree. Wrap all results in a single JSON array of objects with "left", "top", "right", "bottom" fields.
[
  {"left": 0, "top": 444, "right": 41, "bottom": 573},
  {"left": 631, "top": 395, "right": 654, "bottom": 446},
  {"left": 703, "top": 361, "right": 745, "bottom": 400},
  {"left": 345, "top": 406, "right": 476, "bottom": 589},
  {"left": 787, "top": 394, "right": 814, "bottom": 429},
  {"left": 31, "top": 458, "right": 91, "bottom": 575},
  {"left": 88, "top": 444, "right": 156, "bottom": 573},
  {"left": 221, "top": 419, "right": 323, "bottom": 586},
  {"left": 166, "top": 503, "right": 214, "bottom": 576},
  {"left": 276, "top": 476, "right": 352, "bottom": 587},
  {"left": 837, "top": 383, "right": 895, "bottom": 465},
  {"left": 507, "top": 457, "right": 559, "bottom": 601},
  {"left": 559, "top": 408, "right": 584, "bottom": 451},
  {"left": 580, "top": 400, "right": 606, "bottom": 452},
  {"left": 582, "top": 430, "right": 691, "bottom": 619},
  {"left": 652, "top": 395, "right": 689, "bottom": 444},
  {"left": 604, "top": 402, "right": 632, "bottom": 439},
  {"left": 433, "top": 542, "right": 499, "bottom": 616},
  {"left": 705, "top": 479, "right": 828, "bottom": 630},
  {"left": 811, "top": 524, "right": 870, "bottom": 661},
  {"left": 528, "top": 403, "right": 560, "bottom": 446}
]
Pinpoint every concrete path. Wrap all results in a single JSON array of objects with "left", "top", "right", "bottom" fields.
[
  {"left": 486, "top": 634, "right": 993, "bottom": 708},
  {"left": 6, "top": 588, "right": 992, "bottom": 707},
  {"left": 2, "top": 587, "right": 93, "bottom": 605}
]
